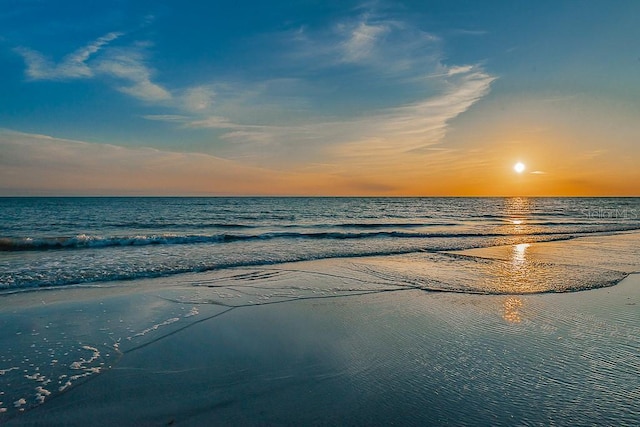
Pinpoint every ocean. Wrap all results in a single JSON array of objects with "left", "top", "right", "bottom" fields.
[{"left": 1, "top": 197, "right": 639, "bottom": 292}]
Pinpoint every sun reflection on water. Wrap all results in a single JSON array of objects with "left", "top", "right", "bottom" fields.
[
  {"left": 502, "top": 297, "right": 524, "bottom": 323},
  {"left": 503, "top": 197, "right": 532, "bottom": 234},
  {"left": 513, "top": 243, "right": 530, "bottom": 266},
  {"left": 495, "top": 241, "right": 537, "bottom": 295}
]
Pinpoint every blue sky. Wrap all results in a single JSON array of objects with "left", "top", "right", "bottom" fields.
[{"left": 1, "top": 0, "right": 639, "bottom": 195}]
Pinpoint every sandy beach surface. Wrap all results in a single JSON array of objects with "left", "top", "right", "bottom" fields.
[{"left": 2, "top": 232, "right": 639, "bottom": 426}]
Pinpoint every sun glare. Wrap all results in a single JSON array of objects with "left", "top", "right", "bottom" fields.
[{"left": 514, "top": 162, "right": 526, "bottom": 174}]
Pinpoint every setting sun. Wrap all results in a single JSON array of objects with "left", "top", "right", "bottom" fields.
[{"left": 514, "top": 162, "right": 526, "bottom": 174}]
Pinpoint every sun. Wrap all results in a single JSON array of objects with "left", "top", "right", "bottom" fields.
[{"left": 514, "top": 162, "right": 526, "bottom": 174}]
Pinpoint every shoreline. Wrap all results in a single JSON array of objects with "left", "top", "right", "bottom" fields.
[
  {"left": 1, "top": 232, "right": 639, "bottom": 425},
  {"left": 3, "top": 229, "right": 639, "bottom": 299}
]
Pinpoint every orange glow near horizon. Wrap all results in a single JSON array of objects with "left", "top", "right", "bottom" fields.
[{"left": 1, "top": 126, "right": 639, "bottom": 196}]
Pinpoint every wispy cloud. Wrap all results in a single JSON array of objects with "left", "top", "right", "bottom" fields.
[
  {"left": 449, "top": 29, "right": 488, "bottom": 37},
  {"left": 0, "top": 129, "right": 386, "bottom": 195},
  {"left": 325, "top": 67, "right": 496, "bottom": 169},
  {"left": 143, "top": 112, "right": 266, "bottom": 132},
  {"left": 208, "top": 71, "right": 495, "bottom": 168},
  {"left": 0, "top": 129, "right": 277, "bottom": 194},
  {"left": 447, "top": 65, "right": 474, "bottom": 76},
  {"left": 13, "top": 10, "right": 497, "bottom": 176},
  {"left": 186, "top": 116, "right": 243, "bottom": 129},
  {"left": 284, "top": 14, "right": 440, "bottom": 76},
  {"left": 142, "top": 114, "right": 189, "bottom": 122},
  {"left": 139, "top": 12, "right": 496, "bottom": 169},
  {"left": 182, "top": 86, "right": 216, "bottom": 112},
  {"left": 338, "top": 20, "right": 390, "bottom": 62},
  {"left": 15, "top": 32, "right": 170, "bottom": 102},
  {"left": 581, "top": 149, "right": 606, "bottom": 159},
  {"left": 192, "top": 17, "right": 496, "bottom": 168},
  {"left": 95, "top": 47, "right": 171, "bottom": 101},
  {"left": 14, "top": 32, "right": 122, "bottom": 80}
]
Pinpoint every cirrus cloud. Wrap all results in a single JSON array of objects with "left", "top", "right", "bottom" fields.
[
  {"left": 15, "top": 32, "right": 170, "bottom": 102},
  {"left": 14, "top": 32, "right": 122, "bottom": 80}
]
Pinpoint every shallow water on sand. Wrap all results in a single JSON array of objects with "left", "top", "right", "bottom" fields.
[{"left": 4, "top": 276, "right": 639, "bottom": 425}]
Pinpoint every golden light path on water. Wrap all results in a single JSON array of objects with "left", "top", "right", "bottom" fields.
[{"left": 500, "top": 243, "right": 530, "bottom": 323}]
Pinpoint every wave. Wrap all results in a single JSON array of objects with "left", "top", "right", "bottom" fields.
[
  {"left": 312, "top": 222, "right": 459, "bottom": 229},
  {"left": 0, "top": 233, "right": 579, "bottom": 292},
  {"left": 267, "top": 223, "right": 461, "bottom": 231},
  {"left": 108, "top": 222, "right": 257, "bottom": 230},
  {"left": 1, "top": 232, "right": 630, "bottom": 293},
  {"left": 100, "top": 221, "right": 458, "bottom": 230},
  {"left": 2, "top": 225, "right": 639, "bottom": 252},
  {"left": 3, "top": 229, "right": 638, "bottom": 292}
]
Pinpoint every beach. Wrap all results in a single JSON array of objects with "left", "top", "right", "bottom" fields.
[
  {"left": 4, "top": 0, "right": 640, "bottom": 423},
  {"left": 2, "top": 230, "right": 639, "bottom": 425}
]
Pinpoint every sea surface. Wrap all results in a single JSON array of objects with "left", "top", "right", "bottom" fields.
[{"left": 1, "top": 197, "right": 639, "bottom": 292}]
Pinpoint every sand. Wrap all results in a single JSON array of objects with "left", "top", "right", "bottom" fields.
[{"left": 1, "top": 234, "right": 639, "bottom": 425}]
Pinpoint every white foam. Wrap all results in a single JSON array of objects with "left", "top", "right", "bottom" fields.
[
  {"left": 52, "top": 345, "right": 104, "bottom": 393},
  {"left": 24, "top": 372, "right": 47, "bottom": 382},
  {"left": 69, "top": 346, "right": 100, "bottom": 370},
  {"left": 58, "top": 380, "right": 72, "bottom": 392},
  {"left": 184, "top": 307, "right": 199, "bottom": 318},
  {"left": 130, "top": 317, "right": 180, "bottom": 339},
  {"left": 35, "top": 386, "right": 51, "bottom": 404}
]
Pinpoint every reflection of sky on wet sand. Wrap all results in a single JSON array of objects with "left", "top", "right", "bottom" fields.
[
  {"left": 505, "top": 243, "right": 535, "bottom": 293},
  {"left": 500, "top": 244, "right": 530, "bottom": 322},
  {"left": 450, "top": 229, "right": 638, "bottom": 295},
  {"left": 8, "top": 269, "right": 640, "bottom": 426},
  {"left": 459, "top": 231, "right": 640, "bottom": 278},
  {"left": 492, "top": 242, "right": 541, "bottom": 294},
  {"left": 354, "top": 235, "right": 628, "bottom": 295}
]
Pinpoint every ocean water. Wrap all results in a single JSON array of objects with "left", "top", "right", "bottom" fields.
[{"left": 1, "top": 197, "right": 639, "bottom": 292}]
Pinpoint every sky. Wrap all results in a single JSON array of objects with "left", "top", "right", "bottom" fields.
[{"left": 1, "top": 0, "right": 639, "bottom": 196}]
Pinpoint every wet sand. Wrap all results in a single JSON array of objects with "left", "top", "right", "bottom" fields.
[{"left": 2, "top": 233, "right": 639, "bottom": 426}]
